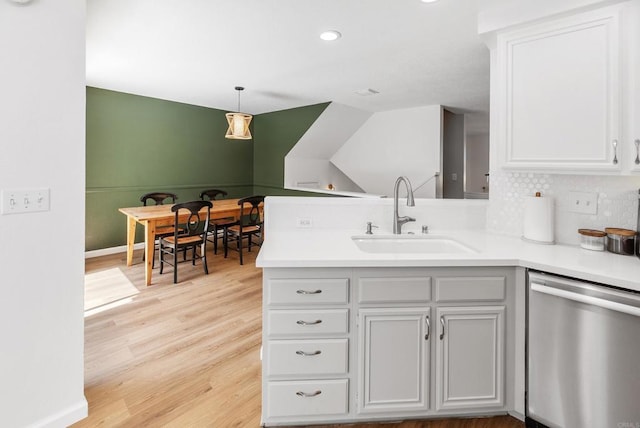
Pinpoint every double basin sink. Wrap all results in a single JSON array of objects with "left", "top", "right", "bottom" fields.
[{"left": 351, "top": 234, "right": 477, "bottom": 254}]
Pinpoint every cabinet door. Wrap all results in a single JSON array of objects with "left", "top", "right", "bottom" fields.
[
  {"left": 497, "top": 6, "right": 621, "bottom": 172},
  {"left": 358, "top": 308, "right": 430, "bottom": 413},
  {"left": 435, "top": 306, "right": 504, "bottom": 411}
]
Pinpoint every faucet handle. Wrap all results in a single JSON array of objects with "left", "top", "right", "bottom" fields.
[{"left": 366, "top": 222, "right": 379, "bottom": 234}]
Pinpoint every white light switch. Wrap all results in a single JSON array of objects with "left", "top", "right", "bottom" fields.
[{"left": 2, "top": 188, "right": 50, "bottom": 215}]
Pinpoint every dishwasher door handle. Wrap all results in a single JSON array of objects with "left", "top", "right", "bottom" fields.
[{"left": 531, "top": 282, "right": 640, "bottom": 318}]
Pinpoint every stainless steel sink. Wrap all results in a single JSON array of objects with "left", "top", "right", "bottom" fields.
[{"left": 351, "top": 234, "right": 477, "bottom": 254}]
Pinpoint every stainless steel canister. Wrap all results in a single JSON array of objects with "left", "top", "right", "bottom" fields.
[{"left": 605, "top": 228, "right": 636, "bottom": 255}]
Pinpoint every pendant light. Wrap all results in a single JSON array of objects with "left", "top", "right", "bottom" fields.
[{"left": 225, "top": 86, "right": 252, "bottom": 140}]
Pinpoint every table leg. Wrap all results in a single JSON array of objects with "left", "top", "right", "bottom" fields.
[
  {"left": 126, "top": 216, "right": 137, "bottom": 267},
  {"left": 144, "top": 221, "right": 156, "bottom": 286}
]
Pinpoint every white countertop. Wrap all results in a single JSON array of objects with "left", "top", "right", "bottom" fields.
[{"left": 256, "top": 229, "right": 640, "bottom": 292}]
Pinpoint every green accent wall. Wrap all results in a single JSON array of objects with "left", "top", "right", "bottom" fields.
[
  {"left": 86, "top": 87, "right": 253, "bottom": 251},
  {"left": 252, "top": 103, "right": 330, "bottom": 196},
  {"left": 86, "top": 88, "right": 332, "bottom": 251}
]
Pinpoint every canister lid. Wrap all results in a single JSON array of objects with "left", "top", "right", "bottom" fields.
[
  {"left": 578, "top": 229, "right": 606, "bottom": 237},
  {"left": 604, "top": 227, "right": 637, "bottom": 237}
]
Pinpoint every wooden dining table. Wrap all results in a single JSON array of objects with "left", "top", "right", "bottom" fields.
[{"left": 119, "top": 198, "right": 250, "bottom": 286}]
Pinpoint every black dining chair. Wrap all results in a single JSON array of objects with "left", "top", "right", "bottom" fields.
[
  {"left": 159, "top": 200, "right": 212, "bottom": 284},
  {"left": 140, "top": 192, "right": 178, "bottom": 206},
  {"left": 139, "top": 192, "right": 180, "bottom": 266},
  {"left": 200, "top": 189, "right": 236, "bottom": 255},
  {"left": 224, "top": 195, "right": 264, "bottom": 265}
]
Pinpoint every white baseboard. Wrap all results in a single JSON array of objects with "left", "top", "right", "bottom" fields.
[
  {"left": 28, "top": 398, "right": 88, "bottom": 428},
  {"left": 508, "top": 410, "right": 525, "bottom": 421},
  {"left": 85, "top": 243, "right": 144, "bottom": 259}
]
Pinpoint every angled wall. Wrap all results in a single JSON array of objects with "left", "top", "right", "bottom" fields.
[
  {"left": 284, "top": 102, "right": 371, "bottom": 193},
  {"left": 331, "top": 105, "right": 443, "bottom": 198}
]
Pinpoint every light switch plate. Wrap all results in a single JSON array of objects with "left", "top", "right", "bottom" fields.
[
  {"left": 567, "top": 191, "right": 597, "bottom": 215},
  {"left": 296, "top": 218, "right": 313, "bottom": 228},
  {"left": 1, "top": 188, "right": 50, "bottom": 215}
]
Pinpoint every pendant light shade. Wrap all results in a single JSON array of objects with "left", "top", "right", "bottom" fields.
[{"left": 225, "top": 86, "right": 252, "bottom": 140}]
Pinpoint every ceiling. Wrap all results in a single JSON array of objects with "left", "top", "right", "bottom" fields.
[{"left": 86, "top": 0, "right": 492, "bottom": 135}]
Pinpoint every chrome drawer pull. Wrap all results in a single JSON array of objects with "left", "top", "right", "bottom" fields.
[
  {"left": 296, "top": 350, "right": 322, "bottom": 356},
  {"left": 296, "top": 289, "right": 323, "bottom": 295},
  {"left": 612, "top": 139, "right": 618, "bottom": 165},
  {"left": 296, "top": 319, "right": 323, "bottom": 325},
  {"left": 635, "top": 139, "right": 640, "bottom": 165},
  {"left": 439, "top": 316, "right": 445, "bottom": 340},
  {"left": 296, "top": 390, "right": 322, "bottom": 398}
]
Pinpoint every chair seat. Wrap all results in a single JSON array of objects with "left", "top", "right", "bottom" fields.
[
  {"left": 228, "top": 225, "right": 260, "bottom": 234},
  {"left": 162, "top": 235, "right": 204, "bottom": 246},
  {"left": 211, "top": 217, "right": 237, "bottom": 227}
]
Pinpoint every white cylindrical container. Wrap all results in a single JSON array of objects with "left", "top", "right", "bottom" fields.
[{"left": 522, "top": 192, "right": 555, "bottom": 244}]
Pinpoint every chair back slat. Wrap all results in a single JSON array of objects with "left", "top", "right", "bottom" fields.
[
  {"left": 238, "top": 196, "right": 264, "bottom": 228},
  {"left": 171, "top": 200, "right": 213, "bottom": 238},
  {"left": 200, "top": 189, "right": 228, "bottom": 201},
  {"left": 141, "top": 192, "right": 178, "bottom": 206}
]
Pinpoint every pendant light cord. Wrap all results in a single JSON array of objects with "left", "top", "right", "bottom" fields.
[{"left": 234, "top": 86, "right": 244, "bottom": 113}]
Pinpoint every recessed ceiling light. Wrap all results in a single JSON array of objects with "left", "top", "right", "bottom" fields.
[
  {"left": 421, "top": 0, "right": 439, "bottom": 3},
  {"left": 320, "top": 30, "right": 342, "bottom": 41}
]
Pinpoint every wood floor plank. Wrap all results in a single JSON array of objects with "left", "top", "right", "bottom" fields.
[{"left": 75, "top": 248, "right": 523, "bottom": 428}]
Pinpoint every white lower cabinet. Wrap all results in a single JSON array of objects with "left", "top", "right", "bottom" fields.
[
  {"left": 358, "top": 307, "right": 430, "bottom": 413},
  {"left": 262, "top": 269, "right": 352, "bottom": 426},
  {"left": 262, "top": 267, "right": 513, "bottom": 426},
  {"left": 435, "top": 306, "right": 505, "bottom": 411}
]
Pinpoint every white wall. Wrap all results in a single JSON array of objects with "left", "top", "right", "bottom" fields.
[
  {"left": 0, "top": 1, "right": 87, "bottom": 426},
  {"left": 331, "top": 105, "right": 443, "bottom": 198}
]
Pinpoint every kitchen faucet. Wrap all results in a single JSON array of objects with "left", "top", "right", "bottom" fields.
[{"left": 393, "top": 176, "right": 415, "bottom": 234}]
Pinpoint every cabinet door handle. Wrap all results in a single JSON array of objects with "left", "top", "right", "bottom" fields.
[
  {"left": 296, "top": 319, "right": 323, "bottom": 325},
  {"left": 296, "top": 289, "right": 322, "bottom": 295},
  {"left": 612, "top": 139, "right": 618, "bottom": 165},
  {"left": 296, "top": 390, "right": 322, "bottom": 398},
  {"left": 296, "top": 350, "right": 322, "bottom": 356},
  {"left": 635, "top": 139, "right": 640, "bottom": 165},
  {"left": 425, "top": 315, "right": 430, "bottom": 341},
  {"left": 439, "top": 316, "right": 445, "bottom": 340}
]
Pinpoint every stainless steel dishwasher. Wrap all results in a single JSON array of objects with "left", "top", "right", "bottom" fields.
[{"left": 527, "top": 271, "right": 640, "bottom": 428}]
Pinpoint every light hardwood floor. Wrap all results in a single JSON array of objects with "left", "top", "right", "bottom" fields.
[{"left": 76, "top": 248, "right": 524, "bottom": 428}]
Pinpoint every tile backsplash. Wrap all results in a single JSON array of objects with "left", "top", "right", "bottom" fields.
[{"left": 487, "top": 170, "right": 640, "bottom": 245}]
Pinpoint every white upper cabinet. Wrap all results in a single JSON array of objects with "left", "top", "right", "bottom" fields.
[{"left": 494, "top": 3, "right": 633, "bottom": 173}]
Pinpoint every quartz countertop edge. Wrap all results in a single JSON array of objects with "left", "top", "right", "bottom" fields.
[{"left": 256, "top": 229, "right": 640, "bottom": 292}]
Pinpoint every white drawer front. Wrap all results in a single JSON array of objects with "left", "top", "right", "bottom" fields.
[
  {"left": 358, "top": 276, "right": 431, "bottom": 303},
  {"left": 266, "top": 379, "right": 349, "bottom": 418},
  {"left": 267, "top": 278, "right": 349, "bottom": 305},
  {"left": 268, "top": 309, "right": 349, "bottom": 337},
  {"left": 435, "top": 276, "right": 506, "bottom": 302},
  {"left": 267, "top": 339, "right": 348, "bottom": 377}
]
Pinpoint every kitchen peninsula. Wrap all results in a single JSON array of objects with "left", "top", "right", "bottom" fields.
[{"left": 256, "top": 196, "right": 640, "bottom": 427}]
